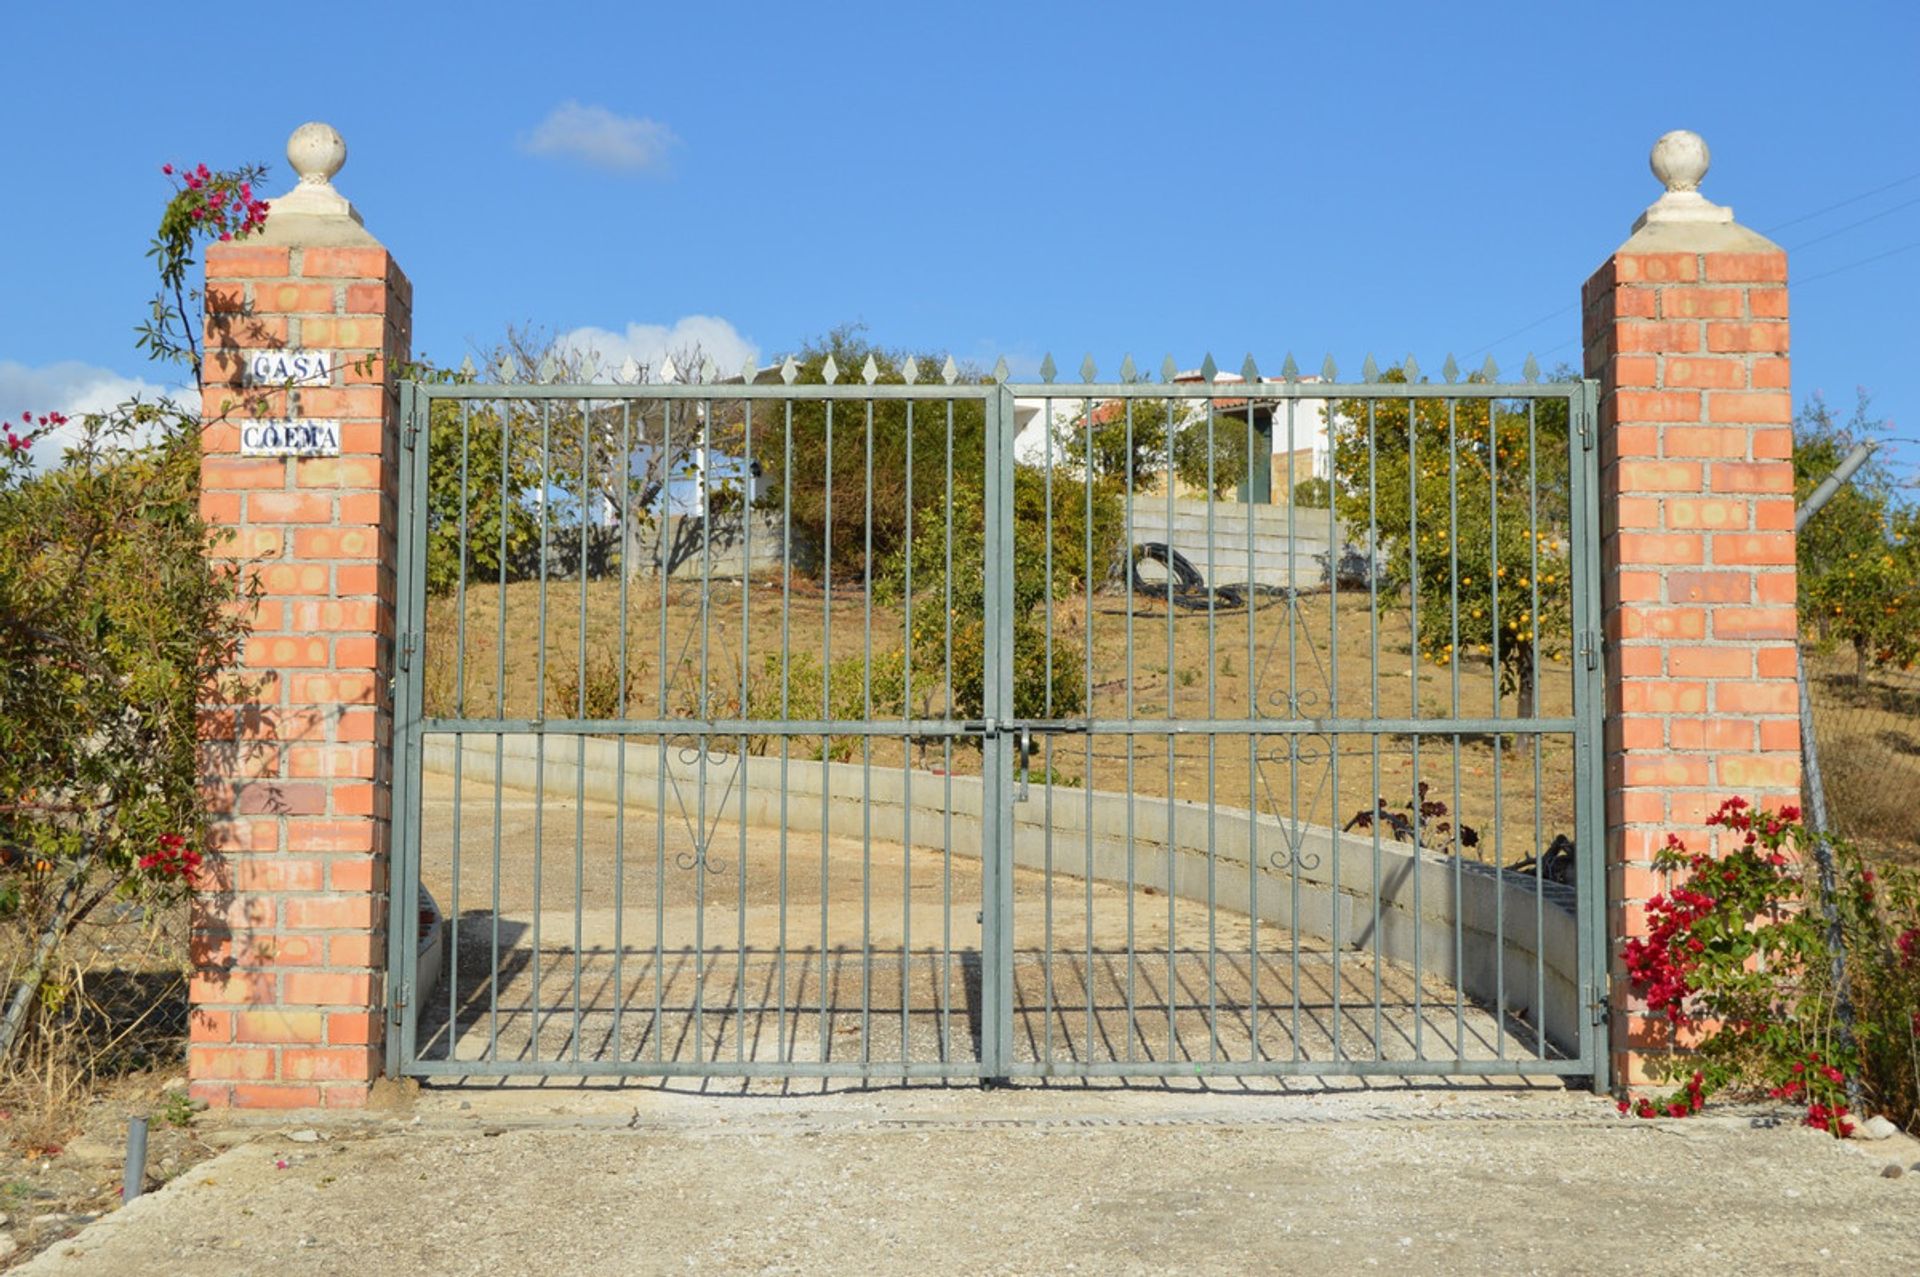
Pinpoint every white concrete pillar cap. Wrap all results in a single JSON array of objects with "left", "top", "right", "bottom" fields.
[
  {"left": 1633, "top": 130, "right": 1733, "bottom": 232},
  {"left": 267, "top": 122, "right": 362, "bottom": 224}
]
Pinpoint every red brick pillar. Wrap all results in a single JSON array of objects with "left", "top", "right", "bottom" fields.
[
  {"left": 192, "top": 124, "right": 412, "bottom": 1109},
  {"left": 1582, "top": 131, "right": 1798, "bottom": 1089}
]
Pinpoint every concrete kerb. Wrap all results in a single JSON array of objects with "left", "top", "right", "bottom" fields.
[{"left": 420, "top": 734, "right": 1582, "bottom": 1054}]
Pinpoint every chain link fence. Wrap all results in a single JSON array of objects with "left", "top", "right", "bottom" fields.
[{"left": 1802, "top": 649, "right": 1920, "bottom": 867}]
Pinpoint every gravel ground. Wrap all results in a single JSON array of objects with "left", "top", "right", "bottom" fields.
[{"left": 14, "top": 1086, "right": 1919, "bottom": 1275}]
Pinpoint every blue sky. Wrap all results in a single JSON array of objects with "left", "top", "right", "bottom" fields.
[{"left": 3, "top": 0, "right": 1916, "bottom": 480}]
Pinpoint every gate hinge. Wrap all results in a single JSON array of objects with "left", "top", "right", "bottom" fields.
[
  {"left": 403, "top": 402, "right": 425, "bottom": 450},
  {"left": 1590, "top": 996, "right": 1610, "bottom": 1027},
  {"left": 1577, "top": 406, "right": 1595, "bottom": 451},
  {"left": 388, "top": 977, "right": 412, "bottom": 1025},
  {"left": 1578, "top": 630, "right": 1600, "bottom": 671},
  {"left": 399, "top": 629, "right": 419, "bottom": 671}
]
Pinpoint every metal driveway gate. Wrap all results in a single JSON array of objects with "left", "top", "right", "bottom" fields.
[{"left": 387, "top": 358, "right": 1605, "bottom": 1088}]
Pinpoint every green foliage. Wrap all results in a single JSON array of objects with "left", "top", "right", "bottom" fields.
[
  {"left": 0, "top": 404, "right": 253, "bottom": 931},
  {"left": 1292, "top": 476, "right": 1332, "bottom": 507},
  {"left": 756, "top": 327, "right": 987, "bottom": 579},
  {"left": 1329, "top": 371, "right": 1572, "bottom": 711},
  {"left": 876, "top": 467, "right": 1123, "bottom": 729},
  {"left": 1624, "top": 799, "right": 1919, "bottom": 1134},
  {"left": 1057, "top": 397, "right": 1254, "bottom": 498},
  {"left": 1795, "top": 392, "right": 1920, "bottom": 678},
  {"left": 743, "top": 648, "right": 906, "bottom": 761},
  {"left": 136, "top": 163, "right": 271, "bottom": 378},
  {"left": 423, "top": 397, "right": 542, "bottom": 598}
]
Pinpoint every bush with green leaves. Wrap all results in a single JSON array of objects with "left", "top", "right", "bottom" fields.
[
  {"left": 876, "top": 467, "right": 1122, "bottom": 729},
  {"left": 3, "top": 157, "right": 265, "bottom": 1064},
  {"left": 756, "top": 327, "right": 988, "bottom": 580},
  {"left": 1, "top": 405, "right": 255, "bottom": 1056}
]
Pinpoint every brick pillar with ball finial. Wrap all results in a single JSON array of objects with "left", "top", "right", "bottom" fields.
[
  {"left": 1582, "top": 130, "right": 1799, "bottom": 1090},
  {"left": 191, "top": 122, "right": 412, "bottom": 1109}
]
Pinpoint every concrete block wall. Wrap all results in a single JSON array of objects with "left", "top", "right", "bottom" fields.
[{"left": 1128, "top": 497, "right": 1352, "bottom": 590}]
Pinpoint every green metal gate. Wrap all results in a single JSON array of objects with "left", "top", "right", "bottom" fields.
[{"left": 386, "top": 357, "right": 1605, "bottom": 1087}]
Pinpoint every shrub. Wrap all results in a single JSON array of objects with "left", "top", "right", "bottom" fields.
[
  {"left": 1, "top": 404, "right": 255, "bottom": 1061},
  {"left": 1622, "top": 798, "right": 1919, "bottom": 1134}
]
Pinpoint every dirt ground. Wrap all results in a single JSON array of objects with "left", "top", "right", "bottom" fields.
[{"left": 13, "top": 1085, "right": 1920, "bottom": 1276}]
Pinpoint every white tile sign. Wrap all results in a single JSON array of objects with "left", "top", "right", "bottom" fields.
[
  {"left": 240, "top": 420, "right": 342, "bottom": 458},
  {"left": 246, "top": 349, "right": 334, "bottom": 386}
]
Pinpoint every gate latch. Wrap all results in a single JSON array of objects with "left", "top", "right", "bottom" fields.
[{"left": 1013, "top": 727, "right": 1037, "bottom": 802}]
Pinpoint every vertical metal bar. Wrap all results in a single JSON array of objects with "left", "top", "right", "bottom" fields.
[
  {"left": 385, "top": 382, "right": 425, "bottom": 1073},
  {"left": 982, "top": 385, "right": 1015, "bottom": 1078},
  {"left": 1247, "top": 395, "right": 1260, "bottom": 1062},
  {"left": 779, "top": 398, "right": 794, "bottom": 1060},
  {"left": 1407, "top": 389, "right": 1423, "bottom": 1057},
  {"left": 738, "top": 401, "right": 753, "bottom": 1063},
  {"left": 532, "top": 400, "right": 551, "bottom": 1058},
  {"left": 1488, "top": 395, "right": 1505, "bottom": 1059},
  {"left": 1165, "top": 397, "right": 1177, "bottom": 1060},
  {"left": 1368, "top": 398, "right": 1383, "bottom": 1056},
  {"left": 574, "top": 396, "right": 590, "bottom": 1062},
  {"left": 1204, "top": 401, "right": 1218, "bottom": 1063},
  {"left": 1448, "top": 399, "right": 1466, "bottom": 1063},
  {"left": 1573, "top": 381, "right": 1609, "bottom": 1088},
  {"left": 614, "top": 400, "right": 631, "bottom": 1059},
  {"left": 862, "top": 396, "right": 875, "bottom": 1066},
  {"left": 1326, "top": 392, "right": 1341, "bottom": 1062},
  {"left": 450, "top": 399, "right": 470, "bottom": 1053},
  {"left": 492, "top": 395, "right": 509, "bottom": 1062},
  {"left": 1123, "top": 399, "right": 1137, "bottom": 1061},
  {"left": 901, "top": 396, "right": 913, "bottom": 1065},
  {"left": 1530, "top": 397, "right": 1545, "bottom": 1061},
  {"left": 654, "top": 401, "right": 670, "bottom": 1061},
  {"left": 695, "top": 392, "right": 715, "bottom": 1061},
  {"left": 1285, "top": 396, "right": 1301, "bottom": 1059},
  {"left": 1042, "top": 393, "right": 1056, "bottom": 1066},
  {"left": 819, "top": 397, "right": 834, "bottom": 1060},
  {"left": 942, "top": 398, "right": 955, "bottom": 1064},
  {"left": 1083, "top": 392, "right": 1096, "bottom": 1066}
]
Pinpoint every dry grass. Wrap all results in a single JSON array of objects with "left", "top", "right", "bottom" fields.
[
  {"left": 1804, "top": 648, "right": 1920, "bottom": 868},
  {"left": 0, "top": 903, "right": 212, "bottom": 1267},
  {"left": 424, "top": 572, "right": 1582, "bottom": 866}
]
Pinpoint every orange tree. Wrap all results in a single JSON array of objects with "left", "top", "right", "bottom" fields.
[
  {"left": 1795, "top": 392, "right": 1920, "bottom": 680},
  {"left": 1328, "top": 369, "right": 1573, "bottom": 716}
]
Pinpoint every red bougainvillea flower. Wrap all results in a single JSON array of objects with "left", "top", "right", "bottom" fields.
[{"left": 138, "top": 832, "right": 202, "bottom": 880}]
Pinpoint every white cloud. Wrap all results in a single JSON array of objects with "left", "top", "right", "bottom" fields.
[
  {"left": 556, "top": 317, "right": 760, "bottom": 382},
  {"left": 520, "top": 102, "right": 679, "bottom": 174},
  {"left": 0, "top": 359, "right": 197, "bottom": 464}
]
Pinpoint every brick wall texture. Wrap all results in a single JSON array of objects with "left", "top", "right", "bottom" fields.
[
  {"left": 1582, "top": 243, "right": 1800, "bottom": 1087},
  {"left": 192, "top": 240, "right": 412, "bottom": 1109}
]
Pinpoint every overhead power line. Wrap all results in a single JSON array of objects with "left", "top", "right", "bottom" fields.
[
  {"left": 1796, "top": 239, "right": 1920, "bottom": 286},
  {"left": 1763, "top": 170, "right": 1920, "bottom": 234},
  {"left": 1788, "top": 195, "right": 1920, "bottom": 252}
]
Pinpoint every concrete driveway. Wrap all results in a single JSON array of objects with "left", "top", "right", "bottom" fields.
[{"left": 17, "top": 1084, "right": 1918, "bottom": 1276}]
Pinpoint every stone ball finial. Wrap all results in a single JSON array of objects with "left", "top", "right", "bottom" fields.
[
  {"left": 287, "top": 122, "right": 347, "bottom": 188},
  {"left": 1650, "top": 129, "right": 1710, "bottom": 194},
  {"left": 1632, "top": 129, "right": 1731, "bottom": 232}
]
